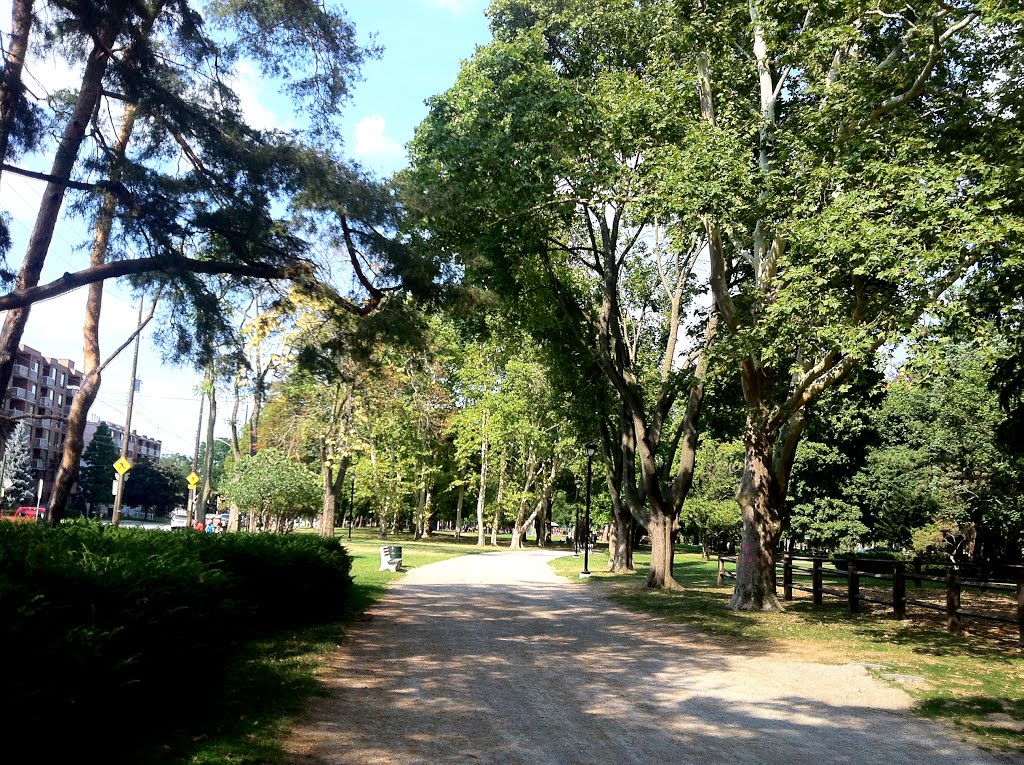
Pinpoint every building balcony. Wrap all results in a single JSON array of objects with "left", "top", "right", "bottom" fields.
[
  {"left": 12, "top": 364, "right": 29, "bottom": 378},
  {"left": 34, "top": 438, "right": 50, "bottom": 450},
  {"left": 10, "top": 387, "right": 27, "bottom": 400},
  {"left": 31, "top": 459, "right": 45, "bottom": 471},
  {"left": 38, "top": 419, "right": 52, "bottom": 429},
  {"left": 38, "top": 396, "right": 54, "bottom": 409}
]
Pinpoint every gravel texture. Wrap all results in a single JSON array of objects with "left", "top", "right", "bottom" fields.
[{"left": 285, "top": 550, "right": 1022, "bottom": 765}]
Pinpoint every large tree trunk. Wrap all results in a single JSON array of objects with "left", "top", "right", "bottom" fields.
[
  {"left": 646, "top": 506, "right": 681, "bottom": 590},
  {"left": 729, "top": 426, "right": 784, "bottom": 610},
  {"left": 318, "top": 471, "right": 337, "bottom": 538},
  {"left": 608, "top": 500, "right": 634, "bottom": 573},
  {"left": 48, "top": 360, "right": 100, "bottom": 523},
  {"left": 0, "top": 22, "right": 121, "bottom": 397},
  {"left": 318, "top": 454, "right": 347, "bottom": 538},
  {"left": 0, "top": 0, "right": 33, "bottom": 175}
]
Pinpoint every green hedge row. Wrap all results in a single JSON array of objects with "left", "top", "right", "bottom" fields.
[{"left": 0, "top": 521, "right": 352, "bottom": 757}]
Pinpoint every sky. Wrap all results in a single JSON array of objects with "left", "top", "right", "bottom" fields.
[{"left": 0, "top": 0, "right": 492, "bottom": 455}]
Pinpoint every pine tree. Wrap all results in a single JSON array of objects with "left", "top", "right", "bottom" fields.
[
  {"left": 80, "top": 424, "right": 119, "bottom": 512},
  {"left": 3, "top": 421, "right": 35, "bottom": 507}
]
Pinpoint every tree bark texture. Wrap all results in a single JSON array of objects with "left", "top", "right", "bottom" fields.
[
  {"left": 608, "top": 501, "right": 634, "bottom": 573},
  {"left": 0, "top": 0, "right": 33, "bottom": 175},
  {"left": 729, "top": 425, "right": 784, "bottom": 610},
  {"left": 646, "top": 509, "right": 681, "bottom": 590}
]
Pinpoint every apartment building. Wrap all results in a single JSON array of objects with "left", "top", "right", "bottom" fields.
[
  {"left": 3, "top": 344, "right": 83, "bottom": 498},
  {"left": 83, "top": 418, "right": 163, "bottom": 463}
]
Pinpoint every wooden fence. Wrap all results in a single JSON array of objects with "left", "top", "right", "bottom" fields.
[{"left": 718, "top": 554, "right": 1024, "bottom": 648}]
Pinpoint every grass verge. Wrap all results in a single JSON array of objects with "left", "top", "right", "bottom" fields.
[{"left": 551, "top": 547, "right": 1024, "bottom": 753}]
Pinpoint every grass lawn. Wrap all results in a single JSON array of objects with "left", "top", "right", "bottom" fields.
[
  {"left": 142, "top": 527, "right": 486, "bottom": 765},
  {"left": 551, "top": 546, "right": 1024, "bottom": 753}
]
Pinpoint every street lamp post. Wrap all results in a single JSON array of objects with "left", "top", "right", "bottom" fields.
[
  {"left": 347, "top": 469, "right": 356, "bottom": 540},
  {"left": 573, "top": 480, "right": 581, "bottom": 557},
  {"left": 581, "top": 441, "right": 596, "bottom": 578}
]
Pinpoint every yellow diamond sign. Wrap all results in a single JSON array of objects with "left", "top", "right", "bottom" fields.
[
  {"left": 113, "top": 457, "right": 132, "bottom": 475},
  {"left": 186, "top": 471, "right": 201, "bottom": 488}
]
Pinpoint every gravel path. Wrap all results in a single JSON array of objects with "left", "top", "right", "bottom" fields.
[{"left": 285, "top": 550, "right": 1021, "bottom": 765}]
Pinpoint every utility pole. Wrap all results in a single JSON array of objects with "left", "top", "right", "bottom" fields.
[
  {"left": 111, "top": 301, "right": 144, "bottom": 526},
  {"left": 186, "top": 396, "right": 204, "bottom": 527}
]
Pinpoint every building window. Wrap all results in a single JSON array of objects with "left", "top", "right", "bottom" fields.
[{"left": 60, "top": 372, "right": 66, "bottom": 386}]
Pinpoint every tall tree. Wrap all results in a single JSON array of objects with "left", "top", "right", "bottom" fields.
[
  {"left": 0, "top": 0, "right": 401, "bottom": 396},
  {"left": 655, "top": 0, "right": 1024, "bottom": 608},
  {"left": 79, "top": 424, "right": 119, "bottom": 513},
  {"left": 407, "top": 0, "right": 718, "bottom": 587},
  {"left": 2, "top": 420, "right": 34, "bottom": 507}
]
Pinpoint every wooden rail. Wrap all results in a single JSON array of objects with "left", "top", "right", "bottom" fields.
[{"left": 718, "top": 554, "right": 1024, "bottom": 648}]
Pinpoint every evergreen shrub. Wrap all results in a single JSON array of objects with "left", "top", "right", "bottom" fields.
[{"left": 0, "top": 522, "right": 351, "bottom": 755}]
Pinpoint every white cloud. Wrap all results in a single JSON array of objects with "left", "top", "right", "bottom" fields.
[
  {"left": 353, "top": 114, "right": 404, "bottom": 161},
  {"left": 232, "top": 61, "right": 282, "bottom": 131}
]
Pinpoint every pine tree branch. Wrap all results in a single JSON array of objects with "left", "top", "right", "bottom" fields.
[{"left": 0, "top": 256, "right": 319, "bottom": 311}]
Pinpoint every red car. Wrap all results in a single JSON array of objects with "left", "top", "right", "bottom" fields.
[{"left": 9, "top": 506, "right": 46, "bottom": 522}]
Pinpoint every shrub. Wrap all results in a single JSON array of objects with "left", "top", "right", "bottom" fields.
[{"left": 0, "top": 522, "right": 351, "bottom": 758}]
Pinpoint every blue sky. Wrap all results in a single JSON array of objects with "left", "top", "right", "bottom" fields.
[
  {"left": 1, "top": 0, "right": 492, "bottom": 456},
  {"left": 338, "top": 0, "right": 492, "bottom": 175}
]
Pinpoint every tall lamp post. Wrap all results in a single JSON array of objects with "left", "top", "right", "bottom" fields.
[
  {"left": 581, "top": 441, "right": 596, "bottom": 578},
  {"left": 573, "top": 480, "right": 581, "bottom": 557},
  {"left": 347, "top": 469, "right": 356, "bottom": 540}
]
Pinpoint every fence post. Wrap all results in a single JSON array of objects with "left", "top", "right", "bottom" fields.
[
  {"left": 848, "top": 556, "right": 860, "bottom": 614},
  {"left": 813, "top": 559, "right": 823, "bottom": 606},
  {"left": 717, "top": 556, "right": 725, "bottom": 588},
  {"left": 893, "top": 563, "right": 907, "bottom": 620},
  {"left": 1017, "top": 581, "right": 1023, "bottom": 650},
  {"left": 783, "top": 552, "right": 793, "bottom": 601},
  {"left": 913, "top": 558, "right": 922, "bottom": 588},
  {"left": 946, "top": 569, "right": 963, "bottom": 635}
]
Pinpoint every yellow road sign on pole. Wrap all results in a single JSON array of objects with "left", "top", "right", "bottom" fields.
[
  {"left": 186, "top": 471, "right": 201, "bottom": 489},
  {"left": 113, "top": 457, "right": 132, "bottom": 475}
]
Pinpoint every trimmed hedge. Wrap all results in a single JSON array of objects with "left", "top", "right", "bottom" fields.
[{"left": 0, "top": 521, "right": 351, "bottom": 757}]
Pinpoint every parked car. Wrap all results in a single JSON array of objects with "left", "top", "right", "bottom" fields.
[
  {"left": 11, "top": 506, "right": 46, "bottom": 523},
  {"left": 169, "top": 509, "right": 189, "bottom": 529}
]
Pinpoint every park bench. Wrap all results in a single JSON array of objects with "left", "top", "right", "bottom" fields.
[{"left": 379, "top": 545, "right": 403, "bottom": 572}]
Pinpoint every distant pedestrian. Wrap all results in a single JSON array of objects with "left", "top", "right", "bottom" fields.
[{"left": 193, "top": 521, "right": 204, "bottom": 531}]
